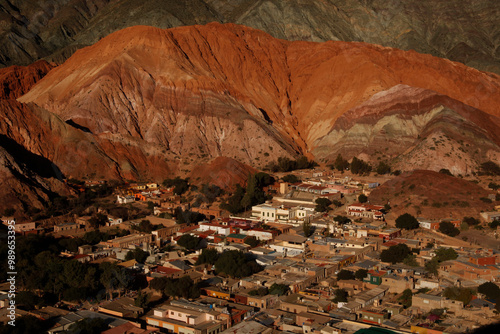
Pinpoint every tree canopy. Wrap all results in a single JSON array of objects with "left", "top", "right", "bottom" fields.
[
  {"left": 434, "top": 247, "right": 458, "bottom": 262},
  {"left": 125, "top": 248, "right": 149, "bottom": 263},
  {"left": 439, "top": 221, "right": 460, "bottom": 237},
  {"left": 177, "top": 234, "right": 200, "bottom": 250},
  {"left": 380, "top": 244, "right": 412, "bottom": 264},
  {"left": 337, "top": 269, "right": 355, "bottom": 280},
  {"left": 269, "top": 283, "right": 290, "bottom": 296},
  {"left": 395, "top": 213, "right": 419, "bottom": 230},
  {"left": 355, "top": 269, "right": 368, "bottom": 280},
  {"left": 315, "top": 198, "right": 332, "bottom": 212},
  {"left": 214, "top": 250, "right": 262, "bottom": 278},
  {"left": 478, "top": 282, "right": 500, "bottom": 301},
  {"left": 195, "top": 248, "right": 219, "bottom": 265}
]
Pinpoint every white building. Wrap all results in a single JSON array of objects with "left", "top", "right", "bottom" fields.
[
  {"left": 251, "top": 203, "right": 315, "bottom": 223},
  {"left": 117, "top": 195, "right": 135, "bottom": 204},
  {"left": 197, "top": 222, "right": 231, "bottom": 235}
]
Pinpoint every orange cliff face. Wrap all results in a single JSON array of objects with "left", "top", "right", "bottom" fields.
[
  {"left": 0, "top": 60, "right": 54, "bottom": 99},
  {"left": 19, "top": 23, "right": 500, "bottom": 159}
]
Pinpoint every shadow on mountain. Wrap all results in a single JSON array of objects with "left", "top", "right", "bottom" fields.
[{"left": 0, "top": 134, "right": 64, "bottom": 179}]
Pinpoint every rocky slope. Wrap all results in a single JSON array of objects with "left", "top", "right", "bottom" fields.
[
  {"left": 18, "top": 24, "right": 500, "bottom": 165},
  {"left": 369, "top": 170, "right": 495, "bottom": 219},
  {"left": 315, "top": 85, "right": 500, "bottom": 175},
  {"left": 189, "top": 157, "right": 257, "bottom": 190},
  {"left": 1, "top": 0, "right": 499, "bottom": 75}
]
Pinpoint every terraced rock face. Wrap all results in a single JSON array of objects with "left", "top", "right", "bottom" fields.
[
  {"left": 2, "top": 23, "right": 500, "bottom": 213},
  {"left": 1, "top": 0, "right": 499, "bottom": 75},
  {"left": 314, "top": 85, "right": 500, "bottom": 175}
]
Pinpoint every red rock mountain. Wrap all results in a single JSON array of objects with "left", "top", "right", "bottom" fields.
[
  {"left": 2, "top": 23, "right": 500, "bottom": 211},
  {"left": 20, "top": 24, "right": 500, "bottom": 155}
]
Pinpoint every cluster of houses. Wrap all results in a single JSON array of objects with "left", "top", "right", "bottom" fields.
[{"left": 2, "top": 172, "right": 500, "bottom": 334}]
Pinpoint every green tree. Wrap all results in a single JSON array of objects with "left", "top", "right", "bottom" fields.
[
  {"left": 337, "top": 269, "right": 355, "bottom": 280},
  {"left": 333, "top": 288, "right": 348, "bottom": 303},
  {"left": 269, "top": 283, "right": 290, "bottom": 296},
  {"left": 177, "top": 234, "right": 200, "bottom": 250},
  {"left": 439, "top": 169, "right": 453, "bottom": 176},
  {"left": 434, "top": 247, "right": 458, "bottom": 262},
  {"left": 376, "top": 161, "right": 391, "bottom": 175},
  {"left": 425, "top": 258, "right": 439, "bottom": 276},
  {"left": 245, "top": 236, "right": 260, "bottom": 248},
  {"left": 479, "top": 161, "right": 500, "bottom": 176},
  {"left": 0, "top": 315, "right": 49, "bottom": 334},
  {"left": 303, "top": 220, "right": 313, "bottom": 237},
  {"left": 463, "top": 217, "right": 480, "bottom": 226},
  {"left": 395, "top": 213, "right": 419, "bottom": 230},
  {"left": 358, "top": 194, "right": 368, "bottom": 203},
  {"left": 403, "top": 254, "right": 419, "bottom": 267},
  {"left": 125, "top": 248, "right": 150, "bottom": 263},
  {"left": 443, "top": 287, "right": 473, "bottom": 306},
  {"left": 350, "top": 157, "right": 371, "bottom": 175},
  {"left": 355, "top": 269, "right": 368, "bottom": 280},
  {"left": 195, "top": 248, "right": 219, "bottom": 265},
  {"left": 215, "top": 250, "right": 262, "bottom": 278},
  {"left": 315, "top": 198, "right": 332, "bottom": 212},
  {"left": 478, "top": 282, "right": 500, "bottom": 300},
  {"left": 333, "top": 154, "right": 350, "bottom": 172},
  {"left": 221, "top": 184, "right": 246, "bottom": 214},
  {"left": 88, "top": 213, "right": 108, "bottom": 229},
  {"left": 439, "top": 221, "right": 460, "bottom": 237},
  {"left": 380, "top": 244, "right": 412, "bottom": 264},
  {"left": 488, "top": 182, "right": 500, "bottom": 190},
  {"left": 163, "top": 177, "right": 190, "bottom": 195},
  {"left": 282, "top": 174, "right": 300, "bottom": 183},
  {"left": 398, "top": 289, "right": 413, "bottom": 308},
  {"left": 134, "top": 289, "right": 150, "bottom": 308}
]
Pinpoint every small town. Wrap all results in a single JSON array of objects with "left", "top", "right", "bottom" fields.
[{"left": 1, "top": 163, "right": 499, "bottom": 334}]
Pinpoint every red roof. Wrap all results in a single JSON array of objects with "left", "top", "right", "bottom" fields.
[
  {"left": 155, "top": 266, "right": 182, "bottom": 275},
  {"left": 178, "top": 225, "right": 199, "bottom": 233}
]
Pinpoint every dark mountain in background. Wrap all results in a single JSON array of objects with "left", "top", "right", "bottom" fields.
[{"left": 1, "top": 0, "right": 499, "bottom": 74}]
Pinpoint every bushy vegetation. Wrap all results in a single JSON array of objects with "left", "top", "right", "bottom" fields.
[
  {"left": 267, "top": 155, "right": 318, "bottom": 172},
  {"left": 479, "top": 161, "right": 500, "bottom": 176},
  {"left": 439, "top": 221, "right": 460, "bottom": 237},
  {"left": 477, "top": 282, "right": 500, "bottom": 301},
  {"left": 125, "top": 248, "right": 150, "bottom": 263},
  {"left": 398, "top": 289, "right": 413, "bottom": 308},
  {"left": 282, "top": 174, "right": 300, "bottom": 183},
  {"left": 380, "top": 244, "right": 412, "bottom": 264},
  {"left": 177, "top": 234, "right": 200, "bottom": 250},
  {"left": 214, "top": 250, "right": 262, "bottom": 278},
  {"left": 337, "top": 269, "right": 355, "bottom": 280},
  {"left": 315, "top": 198, "right": 332, "bottom": 212},
  {"left": 434, "top": 247, "right": 458, "bottom": 262},
  {"left": 376, "top": 161, "right": 391, "bottom": 175},
  {"left": 163, "top": 177, "right": 190, "bottom": 195},
  {"left": 395, "top": 213, "right": 419, "bottom": 230},
  {"left": 174, "top": 207, "right": 207, "bottom": 225},
  {"left": 333, "top": 288, "right": 348, "bottom": 303},
  {"left": 350, "top": 157, "right": 372, "bottom": 175},
  {"left": 269, "top": 283, "right": 290, "bottom": 296},
  {"left": 221, "top": 172, "right": 274, "bottom": 214},
  {"left": 355, "top": 269, "right": 368, "bottom": 280},
  {"left": 149, "top": 276, "right": 200, "bottom": 299},
  {"left": 443, "top": 287, "right": 474, "bottom": 305}
]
